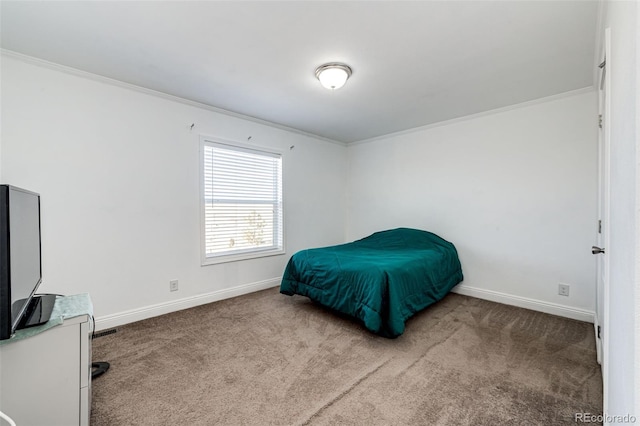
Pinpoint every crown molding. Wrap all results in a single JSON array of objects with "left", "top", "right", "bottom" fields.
[
  {"left": 350, "top": 86, "right": 596, "bottom": 147},
  {"left": 1, "top": 49, "right": 347, "bottom": 147}
]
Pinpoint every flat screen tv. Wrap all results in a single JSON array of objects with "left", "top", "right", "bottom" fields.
[{"left": 0, "top": 185, "right": 55, "bottom": 340}]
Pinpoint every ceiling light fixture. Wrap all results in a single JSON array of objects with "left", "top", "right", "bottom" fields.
[{"left": 315, "top": 63, "right": 352, "bottom": 90}]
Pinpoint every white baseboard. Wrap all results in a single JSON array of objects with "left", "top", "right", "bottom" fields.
[
  {"left": 94, "top": 277, "right": 281, "bottom": 331},
  {"left": 451, "top": 284, "right": 595, "bottom": 323},
  {"left": 95, "top": 279, "right": 595, "bottom": 331}
]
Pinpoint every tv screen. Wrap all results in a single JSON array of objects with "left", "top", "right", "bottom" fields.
[{"left": 0, "top": 185, "right": 43, "bottom": 340}]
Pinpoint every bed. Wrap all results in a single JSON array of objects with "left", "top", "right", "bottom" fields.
[{"left": 280, "top": 228, "right": 463, "bottom": 338}]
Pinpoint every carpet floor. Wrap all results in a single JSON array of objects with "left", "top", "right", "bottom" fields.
[{"left": 90, "top": 287, "right": 602, "bottom": 425}]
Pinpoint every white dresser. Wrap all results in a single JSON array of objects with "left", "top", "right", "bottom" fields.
[{"left": 0, "top": 295, "right": 93, "bottom": 426}]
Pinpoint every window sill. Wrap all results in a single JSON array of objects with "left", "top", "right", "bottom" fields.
[{"left": 201, "top": 248, "right": 286, "bottom": 266}]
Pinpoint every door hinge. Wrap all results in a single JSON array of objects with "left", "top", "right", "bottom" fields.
[
  {"left": 597, "top": 325, "right": 601, "bottom": 339},
  {"left": 598, "top": 220, "right": 602, "bottom": 234},
  {"left": 598, "top": 114, "right": 603, "bottom": 129}
]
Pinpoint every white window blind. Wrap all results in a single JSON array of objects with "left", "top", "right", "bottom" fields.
[{"left": 201, "top": 139, "right": 283, "bottom": 263}]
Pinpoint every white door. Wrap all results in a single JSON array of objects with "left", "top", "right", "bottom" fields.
[{"left": 594, "top": 29, "right": 610, "bottom": 369}]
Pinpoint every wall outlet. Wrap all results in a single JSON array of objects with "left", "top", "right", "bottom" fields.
[
  {"left": 169, "top": 280, "right": 179, "bottom": 292},
  {"left": 558, "top": 283, "right": 570, "bottom": 297}
]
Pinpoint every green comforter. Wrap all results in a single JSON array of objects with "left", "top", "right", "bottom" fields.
[{"left": 280, "top": 228, "right": 463, "bottom": 338}]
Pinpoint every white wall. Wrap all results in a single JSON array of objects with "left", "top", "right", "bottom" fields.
[
  {"left": 603, "top": 0, "right": 639, "bottom": 419},
  {"left": 347, "top": 91, "right": 598, "bottom": 319},
  {"left": 0, "top": 55, "right": 347, "bottom": 327}
]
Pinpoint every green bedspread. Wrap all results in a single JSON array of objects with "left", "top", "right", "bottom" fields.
[{"left": 280, "top": 228, "right": 463, "bottom": 338}]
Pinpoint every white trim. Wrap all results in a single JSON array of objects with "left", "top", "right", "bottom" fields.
[
  {"left": 451, "top": 284, "right": 595, "bottom": 323},
  {"left": 95, "top": 279, "right": 597, "bottom": 331},
  {"left": 350, "top": 87, "right": 597, "bottom": 146},
  {"left": 0, "top": 49, "right": 346, "bottom": 147},
  {"left": 592, "top": 0, "right": 607, "bottom": 88},
  {"left": 635, "top": 3, "right": 640, "bottom": 413},
  {"left": 94, "top": 277, "right": 281, "bottom": 331},
  {"left": 602, "top": 27, "right": 612, "bottom": 416},
  {"left": 200, "top": 134, "right": 285, "bottom": 158},
  {"left": 202, "top": 249, "right": 286, "bottom": 265},
  {"left": 594, "top": 316, "right": 603, "bottom": 365},
  {"left": 2, "top": 49, "right": 595, "bottom": 148}
]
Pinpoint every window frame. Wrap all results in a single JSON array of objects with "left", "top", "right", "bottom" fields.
[{"left": 199, "top": 136, "right": 285, "bottom": 265}]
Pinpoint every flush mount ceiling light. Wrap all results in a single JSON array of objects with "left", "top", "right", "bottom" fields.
[{"left": 315, "top": 63, "right": 352, "bottom": 90}]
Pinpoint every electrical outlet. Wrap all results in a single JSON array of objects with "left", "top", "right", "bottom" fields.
[
  {"left": 169, "top": 280, "right": 179, "bottom": 292},
  {"left": 558, "top": 283, "right": 570, "bottom": 297}
]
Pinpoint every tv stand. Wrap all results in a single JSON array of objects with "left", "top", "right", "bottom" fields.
[{"left": 0, "top": 294, "right": 92, "bottom": 426}]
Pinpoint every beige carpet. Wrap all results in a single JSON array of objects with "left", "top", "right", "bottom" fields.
[{"left": 91, "top": 288, "right": 602, "bottom": 425}]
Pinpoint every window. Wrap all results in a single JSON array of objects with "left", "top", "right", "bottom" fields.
[{"left": 200, "top": 137, "right": 284, "bottom": 264}]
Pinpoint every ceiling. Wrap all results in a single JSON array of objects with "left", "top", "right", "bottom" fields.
[{"left": 1, "top": 1, "right": 599, "bottom": 144}]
